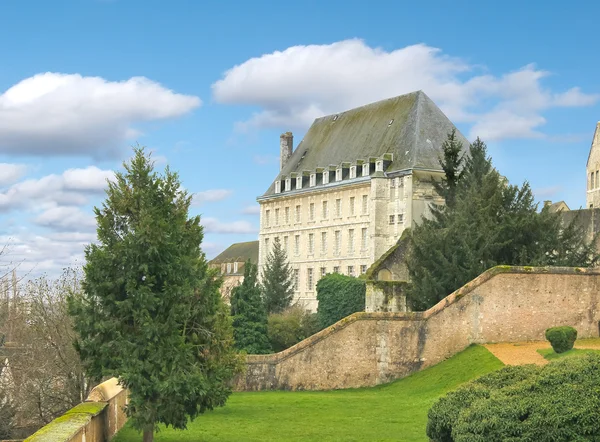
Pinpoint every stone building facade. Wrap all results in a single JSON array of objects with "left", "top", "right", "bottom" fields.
[
  {"left": 587, "top": 122, "right": 600, "bottom": 209},
  {"left": 257, "top": 91, "right": 469, "bottom": 311},
  {"left": 208, "top": 241, "right": 259, "bottom": 303}
]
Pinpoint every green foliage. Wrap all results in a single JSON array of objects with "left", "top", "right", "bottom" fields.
[
  {"left": 68, "top": 147, "right": 240, "bottom": 440},
  {"left": 230, "top": 260, "right": 271, "bottom": 354},
  {"left": 261, "top": 237, "right": 294, "bottom": 314},
  {"left": 545, "top": 326, "right": 578, "bottom": 353},
  {"left": 267, "top": 306, "right": 322, "bottom": 352},
  {"left": 113, "top": 345, "right": 503, "bottom": 442},
  {"left": 432, "top": 129, "right": 466, "bottom": 209},
  {"left": 316, "top": 273, "right": 365, "bottom": 329},
  {"left": 428, "top": 354, "right": 600, "bottom": 442},
  {"left": 408, "top": 136, "right": 600, "bottom": 310}
]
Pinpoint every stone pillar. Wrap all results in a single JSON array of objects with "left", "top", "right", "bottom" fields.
[
  {"left": 280, "top": 132, "right": 293, "bottom": 171},
  {"left": 370, "top": 174, "right": 390, "bottom": 262}
]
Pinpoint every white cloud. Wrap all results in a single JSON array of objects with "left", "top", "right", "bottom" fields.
[
  {"left": 0, "top": 166, "right": 114, "bottom": 212},
  {"left": 534, "top": 185, "right": 563, "bottom": 198},
  {"left": 0, "top": 163, "right": 27, "bottom": 186},
  {"left": 34, "top": 206, "right": 96, "bottom": 231},
  {"left": 193, "top": 189, "right": 233, "bottom": 204},
  {"left": 241, "top": 205, "right": 260, "bottom": 215},
  {"left": 202, "top": 217, "right": 258, "bottom": 234},
  {"left": 0, "top": 72, "right": 201, "bottom": 158},
  {"left": 253, "top": 154, "right": 279, "bottom": 165},
  {"left": 212, "top": 39, "right": 599, "bottom": 141}
]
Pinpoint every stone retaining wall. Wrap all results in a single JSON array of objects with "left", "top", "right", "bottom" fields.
[{"left": 236, "top": 266, "right": 600, "bottom": 391}]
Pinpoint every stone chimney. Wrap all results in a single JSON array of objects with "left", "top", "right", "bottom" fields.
[
  {"left": 280, "top": 132, "right": 293, "bottom": 171},
  {"left": 544, "top": 200, "right": 552, "bottom": 208}
]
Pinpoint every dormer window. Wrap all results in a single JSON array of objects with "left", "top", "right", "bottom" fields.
[
  {"left": 275, "top": 180, "right": 281, "bottom": 193},
  {"left": 310, "top": 173, "right": 316, "bottom": 187},
  {"left": 323, "top": 170, "right": 329, "bottom": 184},
  {"left": 336, "top": 168, "right": 342, "bottom": 182},
  {"left": 376, "top": 160, "right": 384, "bottom": 172},
  {"left": 296, "top": 176, "right": 303, "bottom": 189},
  {"left": 227, "top": 263, "right": 232, "bottom": 273},
  {"left": 362, "top": 163, "right": 370, "bottom": 176},
  {"left": 350, "top": 166, "right": 356, "bottom": 179},
  {"left": 233, "top": 262, "right": 238, "bottom": 273},
  {"left": 285, "top": 178, "right": 291, "bottom": 191}
]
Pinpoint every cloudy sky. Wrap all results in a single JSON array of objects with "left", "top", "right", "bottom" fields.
[{"left": 1, "top": 0, "right": 599, "bottom": 277}]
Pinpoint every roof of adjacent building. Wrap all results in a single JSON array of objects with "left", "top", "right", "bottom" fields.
[
  {"left": 209, "top": 241, "right": 259, "bottom": 264},
  {"left": 263, "top": 90, "right": 470, "bottom": 196}
]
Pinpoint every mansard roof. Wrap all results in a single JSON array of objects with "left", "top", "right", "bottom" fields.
[
  {"left": 210, "top": 241, "right": 259, "bottom": 265},
  {"left": 263, "top": 90, "right": 470, "bottom": 196}
]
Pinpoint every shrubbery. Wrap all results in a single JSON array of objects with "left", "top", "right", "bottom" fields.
[
  {"left": 545, "top": 326, "right": 577, "bottom": 353},
  {"left": 427, "top": 354, "right": 600, "bottom": 441},
  {"left": 267, "top": 306, "right": 321, "bottom": 352},
  {"left": 316, "top": 273, "right": 365, "bottom": 329}
]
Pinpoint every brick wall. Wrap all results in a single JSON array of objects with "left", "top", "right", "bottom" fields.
[{"left": 236, "top": 266, "right": 600, "bottom": 391}]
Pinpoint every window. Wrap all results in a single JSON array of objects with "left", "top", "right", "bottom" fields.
[
  {"left": 591, "top": 173, "right": 595, "bottom": 189},
  {"left": 307, "top": 268, "right": 314, "bottom": 291},
  {"left": 333, "top": 266, "right": 340, "bottom": 273},
  {"left": 308, "top": 233, "right": 314, "bottom": 254},
  {"left": 347, "top": 266, "right": 355, "bottom": 277},
  {"left": 361, "top": 228, "right": 368, "bottom": 250},
  {"left": 389, "top": 215, "right": 395, "bottom": 225},
  {"left": 320, "top": 267, "right": 327, "bottom": 277},
  {"left": 336, "top": 168, "right": 342, "bottom": 181},
  {"left": 285, "top": 178, "right": 291, "bottom": 191},
  {"left": 350, "top": 166, "right": 356, "bottom": 179},
  {"left": 336, "top": 198, "right": 342, "bottom": 217},
  {"left": 275, "top": 181, "right": 281, "bottom": 193},
  {"left": 390, "top": 178, "right": 396, "bottom": 201},
  {"left": 293, "top": 269, "right": 299, "bottom": 291},
  {"left": 233, "top": 262, "right": 238, "bottom": 273},
  {"left": 309, "top": 203, "right": 315, "bottom": 221},
  {"left": 310, "top": 174, "right": 316, "bottom": 187},
  {"left": 322, "top": 200, "right": 328, "bottom": 218},
  {"left": 362, "top": 195, "right": 368, "bottom": 214},
  {"left": 360, "top": 265, "right": 367, "bottom": 275},
  {"left": 321, "top": 232, "right": 327, "bottom": 254},
  {"left": 349, "top": 197, "right": 355, "bottom": 215},
  {"left": 265, "top": 209, "right": 270, "bottom": 227},
  {"left": 296, "top": 176, "right": 303, "bottom": 189},
  {"left": 285, "top": 206, "right": 290, "bottom": 224},
  {"left": 295, "top": 205, "right": 301, "bottom": 222},
  {"left": 362, "top": 163, "right": 370, "bottom": 176},
  {"left": 265, "top": 238, "right": 270, "bottom": 254},
  {"left": 597, "top": 171, "right": 599, "bottom": 189},
  {"left": 227, "top": 263, "right": 232, "bottom": 273},
  {"left": 348, "top": 229, "right": 355, "bottom": 254},
  {"left": 284, "top": 236, "right": 289, "bottom": 252},
  {"left": 334, "top": 230, "right": 341, "bottom": 255},
  {"left": 294, "top": 235, "right": 300, "bottom": 255},
  {"left": 323, "top": 171, "right": 329, "bottom": 184},
  {"left": 275, "top": 208, "right": 280, "bottom": 225},
  {"left": 397, "top": 213, "right": 404, "bottom": 224}
]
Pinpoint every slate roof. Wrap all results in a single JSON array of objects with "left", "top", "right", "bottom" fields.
[
  {"left": 263, "top": 90, "right": 470, "bottom": 196},
  {"left": 210, "top": 241, "right": 259, "bottom": 264}
]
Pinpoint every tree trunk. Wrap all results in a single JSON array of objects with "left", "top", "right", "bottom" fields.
[{"left": 143, "top": 428, "right": 154, "bottom": 442}]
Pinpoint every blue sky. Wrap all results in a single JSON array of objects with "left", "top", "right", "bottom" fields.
[{"left": 1, "top": 0, "right": 599, "bottom": 276}]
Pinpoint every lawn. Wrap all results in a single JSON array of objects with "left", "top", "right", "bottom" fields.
[
  {"left": 538, "top": 347, "right": 600, "bottom": 360},
  {"left": 113, "top": 345, "right": 503, "bottom": 442}
]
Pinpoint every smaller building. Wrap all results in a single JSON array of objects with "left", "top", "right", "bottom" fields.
[{"left": 209, "top": 241, "right": 259, "bottom": 302}]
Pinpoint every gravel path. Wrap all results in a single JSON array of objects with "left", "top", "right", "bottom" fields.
[{"left": 484, "top": 338, "right": 600, "bottom": 366}]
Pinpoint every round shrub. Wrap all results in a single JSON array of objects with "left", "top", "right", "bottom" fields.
[
  {"left": 545, "top": 326, "right": 577, "bottom": 353},
  {"left": 427, "top": 354, "right": 600, "bottom": 442},
  {"left": 316, "top": 273, "right": 365, "bottom": 329}
]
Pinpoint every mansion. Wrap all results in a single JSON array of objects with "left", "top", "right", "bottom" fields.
[{"left": 256, "top": 91, "right": 468, "bottom": 311}]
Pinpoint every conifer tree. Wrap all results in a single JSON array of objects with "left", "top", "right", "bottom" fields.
[
  {"left": 408, "top": 138, "right": 599, "bottom": 310},
  {"left": 261, "top": 237, "right": 294, "bottom": 314},
  {"left": 433, "top": 129, "right": 466, "bottom": 209},
  {"left": 68, "top": 147, "right": 240, "bottom": 442},
  {"left": 230, "top": 260, "right": 271, "bottom": 354}
]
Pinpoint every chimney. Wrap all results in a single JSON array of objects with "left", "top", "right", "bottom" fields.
[
  {"left": 280, "top": 132, "right": 293, "bottom": 171},
  {"left": 544, "top": 200, "right": 552, "bottom": 208}
]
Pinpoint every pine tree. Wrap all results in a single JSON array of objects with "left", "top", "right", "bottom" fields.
[
  {"left": 230, "top": 260, "right": 271, "bottom": 354},
  {"left": 407, "top": 138, "right": 599, "bottom": 310},
  {"left": 261, "top": 237, "right": 294, "bottom": 314},
  {"left": 68, "top": 147, "right": 240, "bottom": 442},
  {"left": 433, "top": 129, "right": 466, "bottom": 209}
]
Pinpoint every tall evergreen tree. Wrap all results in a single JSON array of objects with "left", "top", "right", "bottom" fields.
[
  {"left": 433, "top": 129, "right": 466, "bottom": 209},
  {"left": 407, "top": 138, "right": 599, "bottom": 310},
  {"left": 230, "top": 260, "right": 271, "bottom": 354},
  {"left": 68, "top": 147, "right": 240, "bottom": 442},
  {"left": 261, "top": 237, "right": 294, "bottom": 314}
]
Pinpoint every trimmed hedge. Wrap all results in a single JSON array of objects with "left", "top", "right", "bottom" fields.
[
  {"left": 427, "top": 354, "right": 600, "bottom": 442},
  {"left": 316, "top": 273, "right": 365, "bottom": 329},
  {"left": 545, "top": 326, "right": 577, "bottom": 353}
]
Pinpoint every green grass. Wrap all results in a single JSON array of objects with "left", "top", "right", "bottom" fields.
[
  {"left": 538, "top": 347, "right": 600, "bottom": 360},
  {"left": 113, "top": 345, "right": 503, "bottom": 442}
]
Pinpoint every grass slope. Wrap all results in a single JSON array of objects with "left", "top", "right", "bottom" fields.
[
  {"left": 113, "top": 345, "right": 503, "bottom": 442},
  {"left": 538, "top": 347, "right": 600, "bottom": 360}
]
